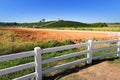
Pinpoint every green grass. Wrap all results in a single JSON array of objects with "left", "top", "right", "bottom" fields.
[{"left": 109, "top": 58, "right": 120, "bottom": 65}]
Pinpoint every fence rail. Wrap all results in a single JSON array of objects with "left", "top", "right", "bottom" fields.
[{"left": 0, "top": 39, "right": 120, "bottom": 80}]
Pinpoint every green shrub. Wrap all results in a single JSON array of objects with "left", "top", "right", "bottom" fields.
[{"left": 91, "top": 23, "right": 108, "bottom": 27}]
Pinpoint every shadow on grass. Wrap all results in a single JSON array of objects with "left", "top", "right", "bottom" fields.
[{"left": 43, "top": 57, "right": 119, "bottom": 80}]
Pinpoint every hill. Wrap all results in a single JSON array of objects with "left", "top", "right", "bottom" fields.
[
  {"left": 18, "top": 20, "right": 91, "bottom": 28},
  {"left": 40, "top": 20, "right": 90, "bottom": 28},
  {"left": 0, "top": 20, "right": 108, "bottom": 28}
]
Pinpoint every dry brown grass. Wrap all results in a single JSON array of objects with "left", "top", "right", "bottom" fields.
[{"left": 0, "top": 28, "right": 118, "bottom": 43}]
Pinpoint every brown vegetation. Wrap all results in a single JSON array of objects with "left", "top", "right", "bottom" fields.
[{"left": 0, "top": 28, "right": 118, "bottom": 43}]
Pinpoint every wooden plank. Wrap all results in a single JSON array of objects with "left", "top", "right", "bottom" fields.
[
  {"left": 42, "top": 50, "right": 88, "bottom": 64},
  {"left": 92, "top": 52, "right": 117, "bottom": 60},
  {"left": 42, "top": 43, "right": 88, "bottom": 54},
  {"left": 0, "top": 51, "right": 34, "bottom": 62},
  {"left": 13, "top": 72, "right": 36, "bottom": 80},
  {"left": 93, "top": 40, "right": 118, "bottom": 44},
  {"left": 42, "top": 58, "right": 88, "bottom": 74},
  {"left": 93, "top": 46, "right": 118, "bottom": 52},
  {"left": 0, "top": 62, "right": 35, "bottom": 75}
]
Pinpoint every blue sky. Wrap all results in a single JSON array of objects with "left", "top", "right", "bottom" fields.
[{"left": 0, "top": 0, "right": 120, "bottom": 23}]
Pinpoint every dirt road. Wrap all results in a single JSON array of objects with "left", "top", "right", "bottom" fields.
[{"left": 60, "top": 62, "right": 120, "bottom": 80}]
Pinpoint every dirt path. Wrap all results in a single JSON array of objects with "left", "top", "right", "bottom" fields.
[
  {"left": 59, "top": 62, "right": 120, "bottom": 80},
  {"left": 0, "top": 28, "right": 118, "bottom": 42}
]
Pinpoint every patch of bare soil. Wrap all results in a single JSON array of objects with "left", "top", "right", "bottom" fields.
[
  {"left": 60, "top": 62, "right": 120, "bottom": 80},
  {"left": 0, "top": 28, "right": 118, "bottom": 43}
]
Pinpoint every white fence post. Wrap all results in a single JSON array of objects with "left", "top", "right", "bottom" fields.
[
  {"left": 34, "top": 47, "right": 42, "bottom": 80},
  {"left": 117, "top": 39, "right": 120, "bottom": 58},
  {"left": 87, "top": 40, "right": 93, "bottom": 64}
]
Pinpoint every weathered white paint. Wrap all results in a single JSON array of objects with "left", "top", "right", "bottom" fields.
[
  {"left": 93, "top": 46, "right": 118, "bottom": 52},
  {"left": 42, "top": 50, "right": 88, "bottom": 64},
  {"left": 0, "top": 51, "right": 34, "bottom": 62},
  {"left": 42, "top": 43, "right": 88, "bottom": 54},
  {"left": 117, "top": 38, "right": 120, "bottom": 57},
  {"left": 93, "top": 39, "right": 119, "bottom": 44},
  {"left": 0, "top": 62, "right": 35, "bottom": 75},
  {"left": 87, "top": 40, "right": 93, "bottom": 64},
  {"left": 34, "top": 47, "right": 42, "bottom": 80}
]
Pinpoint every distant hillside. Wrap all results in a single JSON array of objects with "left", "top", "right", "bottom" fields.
[
  {"left": 18, "top": 20, "right": 91, "bottom": 28},
  {"left": 0, "top": 22, "right": 17, "bottom": 27},
  {"left": 0, "top": 20, "right": 108, "bottom": 28},
  {"left": 41, "top": 20, "right": 90, "bottom": 28}
]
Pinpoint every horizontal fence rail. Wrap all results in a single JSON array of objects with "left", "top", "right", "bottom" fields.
[
  {"left": 42, "top": 43, "right": 88, "bottom": 54},
  {"left": 42, "top": 50, "right": 88, "bottom": 64},
  {"left": 0, "top": 62, "right": 35, "bottom": 76},
  {"left": 93, "top": 46, "right": 118, "bottom": 52},
  {"left": 93, "top": 40, "right": 119, "bottom": 44},
  {"left": 0, "top": 39, "right": 120, "bottom": 80},
  {"left": 0, "top": 51, "right": 34, "bottom": 62}
]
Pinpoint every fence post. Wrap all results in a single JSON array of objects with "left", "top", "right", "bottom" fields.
[
  {"left": 117, "top": 39, "right": 120, "bottom": 58},
  {"left": 87, "top": 40, "right": 93, "bottom": 64},
  {"left": 34, "top": 47, "right": 42, "bottom": 80}
]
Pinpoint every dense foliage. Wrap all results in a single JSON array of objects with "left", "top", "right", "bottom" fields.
[
  {"left": 91, "top": 23, "right": 108, "bottom": 27},
  {"left": 0, "top": 20, "right": 109, "bottom": 28},
  {"left": 42, "top": 20, "right": 90, "bottom": 28},
  {"left": 0, "top": 22, "right": 18, "bottom": 27}
]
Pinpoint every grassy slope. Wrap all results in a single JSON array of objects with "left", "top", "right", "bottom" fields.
[
  {"left": 1, "top": 20, "right": 120, "bottom": 31},
  {"left": 17, "top": 20, "right": 91, "bottom": 28},
  {"left": 0, "top": 20, "right": 91, "bottom": 28},
  {"left": 20, "top": 21, "right": 120, "bottom": 32},
  {"left": 42, "top": 20, "right": 90, "bottom": 28}
]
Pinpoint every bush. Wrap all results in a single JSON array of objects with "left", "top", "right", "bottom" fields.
[{"left": 91, "top": 23, "right": 108, "bottom": 27}]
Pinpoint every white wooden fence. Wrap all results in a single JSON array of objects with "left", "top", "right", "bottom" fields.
[{"left": 0, "top": 39, "right": 120, "bottom": 80}]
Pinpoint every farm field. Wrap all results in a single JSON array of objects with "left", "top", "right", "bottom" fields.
[
  {"left": 0, "top": 28, "right": 120, "bottom": 80},
  {"left": 0, "top": 28, "right": 119, "bottom": 42}
]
